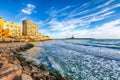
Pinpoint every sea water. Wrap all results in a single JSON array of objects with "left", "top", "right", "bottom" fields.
[{"left": 24, "top": 40, "right": 120, "bottom": 80}]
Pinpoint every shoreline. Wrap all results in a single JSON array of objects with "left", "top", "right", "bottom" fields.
[{"left": 0, "top": 42, "right": 73, "bottom": 80}]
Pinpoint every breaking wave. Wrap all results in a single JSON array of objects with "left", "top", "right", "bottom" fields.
[{"left": 25, "top": 40, "right": 120, "bottom": 80}]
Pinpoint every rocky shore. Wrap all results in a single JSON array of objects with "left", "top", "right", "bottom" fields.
[{"left": 0, "top": 42, "right": 73, "bottom": 80}]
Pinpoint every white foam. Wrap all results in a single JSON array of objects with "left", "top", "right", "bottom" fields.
[{"left": 24, "top": 40, "right": 120, "bottom": 80}]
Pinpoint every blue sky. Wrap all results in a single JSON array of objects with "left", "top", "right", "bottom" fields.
[{"left": 0, "top": 0, "right": 120, "bottom": 39}]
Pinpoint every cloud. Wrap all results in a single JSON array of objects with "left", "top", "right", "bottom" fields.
[
  {"left": 47, "top": 10, "right": 115, "bottom": 31},
  {"left": 96, "top": 0, "right": 115, "bottom": 9},
  {"left": 87, "top": 19, "right": 120, "bottom": 39},
  {"left": 48, "top": 19, "right": 120, "bottom": 39},
  {"left": 46, "top": 1, "right": 119, "bottom": 32},
  {"left": 74, "top": 19, "right": 120, "bottom": 39},
  {"left": 68, "top": 1, "right": 119, "bottom": 18},
  {"left": 21, "top": 4, "right": 36, "bottom": 15},
  {"left": 96, "top": 19, "right": 120, "bottom": 30},
  {"left": 49, "top": 6, "right": 72, "bottom": 18},
  {"left": 67, "top": 0, "right": 109, "bottom": 17},
  {"left": 38, "top": 0, "right": 120, "bottom": 39}
]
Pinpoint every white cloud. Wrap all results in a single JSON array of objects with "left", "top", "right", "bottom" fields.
[
  {"left": 21, "top": 4, "right": 36, "bottom": 15},
  {"left": 70, "top": 4, "right": 119, "bottom": 18},
  {"left": 47, "top": 10, "right": 115, "bottom": 31},
  {"left": 44, "top": 0, "right": 120, "bottom": 38},
  {"left": 57, "top": 6, "right": 71, "bottom": 13},
  {"left": 96, "top": 19, "right": 120, "bottom": 30},
  {"left": 39, "top": 0, "right": 120, "bottom": 39},
  {"left": 44, "top": 19, "right": 120, "bottom": 39},
  {"left": 72, "top": 19, "right": 120, "bottom": 39},
  {"left": 96, "top": 0, "right": 115, "bottom": 9},
  {"left": 49, "top": 6, "right": 72, "bottom": 18},
  {"left": 68, "top": 0, "right": 119, "bottom": 18}
]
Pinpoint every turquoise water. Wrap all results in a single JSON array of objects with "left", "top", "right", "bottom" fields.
[{"left": 24, "top": 40, "right": 120, "bottom": 80}]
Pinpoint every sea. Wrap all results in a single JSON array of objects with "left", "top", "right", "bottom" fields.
[{"left": 23, "top": 39, "right": 120, "bottom": 80}]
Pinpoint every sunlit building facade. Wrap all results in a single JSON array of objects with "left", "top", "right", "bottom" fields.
[
  {"left": 0, "top": 17, "right": 4, "bottom": 39},
  {"left": 4, "top": 22, "right": 22, "bottom": 37},
  {"left": 0, "top": 17, "right": 52, "bottom": 41},
  {"left": 22, "top": 20, "right": 38, "bottom": 37}
]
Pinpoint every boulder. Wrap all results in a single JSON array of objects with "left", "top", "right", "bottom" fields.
[
  {"left": 30, "top": 65, "right": 39, "bottom": 72},
  {"left": 21, "top": 74, "right": 33, "bottom": 80},
  {"left": 47, "top": 75, "right": 56, "bottom": 80},
  {"left": 22, "top": 66, "right": 31, "bottom": 75},
  {"left": 0, "top": 62, "right": 22, "bottom": 80},
  {"left": 32, "top": 71, "right": 49, "bottom": 78},
  {"left": 0, "top": 57, "right": 8, "bottom": 63},
  {"left": 12, "top": 60, "right": 21, "bottom": 65}
]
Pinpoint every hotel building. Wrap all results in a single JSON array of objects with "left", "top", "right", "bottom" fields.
[{"left": 22, "top": 20, "right": 38, "bottom": 37}]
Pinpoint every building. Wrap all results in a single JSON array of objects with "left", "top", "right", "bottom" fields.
[
  {"left": 0, "top": 17, "right": 52, "bottom": 41},
  {"left": 0, "top": 17, "right": 4, "bottom": 39},
  {"left": 22, "top": 20, "right": 38, "bottom": 37},
  {"left": 4, "top": 22, "right": 22, "bottom": 37},
  {"left": 37, "top": 32, "right": 42, "bottom": 37},
  {"left": 0, "top": 17, "right": 9, "bottom": 40}
]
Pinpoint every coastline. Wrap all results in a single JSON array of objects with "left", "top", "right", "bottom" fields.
[{"left": 0, "top": 42, "right": 73, "bottom": 80}]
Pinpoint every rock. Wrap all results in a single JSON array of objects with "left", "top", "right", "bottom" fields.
[
  {"left": 22, "top": 66, "right": 31, "bottom": 75},
  {"left": 30, "top": 65, "right": 39, "bottom": 72},
  {"left": 9, "top": 52, "right": 14, "bottom": 56},
  {"left": 32, "top": 71, "right": 49, "bottom": 79},
  {"left": 18, "top": 56, "right": 26, "bottom": 62},
  {"left": 0, "top": 57, "right": 8, "bottom": 63},
  {"left": 15, "top": 48, "right": 21, "bottom": 52},
  {"left": 39, "top": 64, "right": 47, "bottom": 70},
  {"left": 47, "top": 75, "right": 56, "bottom": 80},
  {"left": 0, "top": 63, "right": 22, "bottom": 80},
  {"left": 0, "top": 62, "right": 3, "bottom": 68},
  {"left": 12, "top": 60, "right": 21, "bottom": 65},
  {"left": 21, "top": 74, "right": 33, "bottom": 80},
  {"left": 0, "top": 53, "right": 6, "bottom": 57}
]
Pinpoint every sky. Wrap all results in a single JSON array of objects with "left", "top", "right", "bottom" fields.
[{"left": 0, "top": 0, "right": 120, "bottom": 39}]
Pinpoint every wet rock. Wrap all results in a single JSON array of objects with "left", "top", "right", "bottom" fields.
[
  {"left": 47, "top": 75, "right": 56, "bottom": 80},
  {"left": 39, "top": 64, "right": 47, "bottom": 70},
  {"left": 32, "top": 71, "right": 49, "bottom": 79},
  {"left": 30, "top": 65, "right": 40, "bottom": 72},
  {"left": 21, "top": 74, "right": 33, "bottom": 80}
]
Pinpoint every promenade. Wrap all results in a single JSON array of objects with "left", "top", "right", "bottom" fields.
[{"left": 0, "top": 42, "right": 27, "bottom": 48}]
